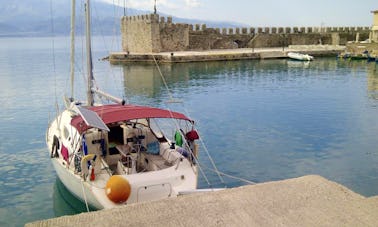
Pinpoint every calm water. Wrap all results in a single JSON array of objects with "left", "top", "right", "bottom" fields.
[{"left": 1, "top": 37, "right": 378, "bottom": 226}]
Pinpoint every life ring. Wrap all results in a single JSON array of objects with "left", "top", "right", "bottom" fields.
[{"left": 80, "top": 154, "right": 97, "bottom": 180}]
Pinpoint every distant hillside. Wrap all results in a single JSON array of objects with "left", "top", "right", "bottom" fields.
[{"left": 0, "top": 0, "right": 245, "bottom": 37}]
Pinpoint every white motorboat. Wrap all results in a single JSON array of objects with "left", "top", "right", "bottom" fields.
[
  {"left": 46, "top": 0, "right": 200, "bottom": 209},
  {"left": 287, "top": 52, "right": 314, "bottom": 61}
]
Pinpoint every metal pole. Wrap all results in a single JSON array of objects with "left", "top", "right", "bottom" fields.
[
  {"left": 70, "top": 0, "right": 76, "bottom": 99},
  {"left": 85, "top": 0, "right": 94, "bottom": 106},
  {"left": 123, "top": 0, "right": 126, "bottom": 16}
]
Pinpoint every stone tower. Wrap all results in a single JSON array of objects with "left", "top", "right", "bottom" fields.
[
  {"left": 371, "top": 10, "right": 378, "bottom": 42},
  {"left": 121, "top": 14, "right": 190, "bottom": 53},
  {"left": 121, "top": 14, "right": 161, "bottom": 53}
]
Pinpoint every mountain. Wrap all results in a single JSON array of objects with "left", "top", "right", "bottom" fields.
[{"left": 0, "top": 0, "right": 244, "bottom": 37}]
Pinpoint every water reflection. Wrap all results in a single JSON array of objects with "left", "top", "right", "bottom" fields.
[
  {"left": 53, "top": 178, "right": 96, "bottom": 217},
  {"left": 367, "top": 63, "right": 378, "bottom": 100}
]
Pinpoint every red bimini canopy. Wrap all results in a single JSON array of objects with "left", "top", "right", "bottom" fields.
[{"left": 71, "top": 104, "right": 193, "bottom": 133}]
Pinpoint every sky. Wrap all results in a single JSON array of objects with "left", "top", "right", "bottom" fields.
[{"left": 100, "top": 0, "right": 377, "bottom": 27}]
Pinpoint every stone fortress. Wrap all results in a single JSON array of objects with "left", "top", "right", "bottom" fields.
[{"left": 121, "top": 13, "right": 370, "bottom": 53}]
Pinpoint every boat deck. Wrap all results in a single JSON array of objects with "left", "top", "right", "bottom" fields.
[{"left": 26, "top": 175, "right": 378, "bottom": 226}]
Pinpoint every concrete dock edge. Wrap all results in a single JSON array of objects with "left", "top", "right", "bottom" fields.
[
  {"left": 26, "top": 175, "right": 378, "bottom": 227},
  {"left": 108, "top": 46, "right": 345, "bottom": 64}
]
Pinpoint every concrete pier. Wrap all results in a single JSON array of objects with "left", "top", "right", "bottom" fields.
[
  {"left": 109, "top": 45, "right": 345, "bottom": 64},
  {"left": 26, "top": 175, "right": 378, "bottom": 227}
]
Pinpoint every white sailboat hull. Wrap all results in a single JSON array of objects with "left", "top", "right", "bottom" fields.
[
  {"left": 51, "top": 155, "right": 198, "bottom": 209},
  {"left": 51, "top": 158, "right": 104, "bottom": 209}
]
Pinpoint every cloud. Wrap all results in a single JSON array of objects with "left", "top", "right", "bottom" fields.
[
  {"left": 98, "top": 0, "right": 153, "bottom": 10},
  {"left": 184, "top": 0, "right": 200, "bottom": 8},
  {"left": 98, "top": 0, "right": 200, "bottom": 10}
]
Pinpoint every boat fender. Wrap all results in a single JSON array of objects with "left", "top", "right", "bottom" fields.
[
  {"left": 186, "top": 130, "right": 199, "bottom": 141},
  {"left": 105, "top": 175, "right": 131, "bottom": 203}
]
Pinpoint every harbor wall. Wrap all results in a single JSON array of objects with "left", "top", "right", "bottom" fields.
[{"left": 121, "top": 14, "right": 371, "bottom": 53}]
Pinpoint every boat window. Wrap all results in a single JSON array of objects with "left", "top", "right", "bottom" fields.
[
  {"left": 149, "top": 118, "right": 192, "bottom": 141},
  {"left": 63, "top": 126, "right": 70, "bottom": 140}
]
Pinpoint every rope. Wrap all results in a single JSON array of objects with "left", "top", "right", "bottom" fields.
[
  {"left": 49, "top": 0, "right": 58, "bottom": 112},
  {"left": 152, "top": 55, "right": 175, "bottom": 101},
  {"left": 80, "top": 179, "right": 90, "bottom": 212},
  {"left": 151, "top": 54, "right": 228, "bottom": 188},
  {"left": 188, "top": 122, "right": 226, "bottom": 185},
  {"left": 198, "top": 163, "right": 257, "bottom": 185}
]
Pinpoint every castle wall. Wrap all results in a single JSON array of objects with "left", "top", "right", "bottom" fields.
[
  {"left": 121, "top": 14, "right": 371, "bottom": 53},
  {"left": 159, "top": 17, "right": 190, "bottom": 52}
]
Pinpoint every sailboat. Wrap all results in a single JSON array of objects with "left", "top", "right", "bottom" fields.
[
  {"left": 287, "top": 52, "right": 314, "bottom": 61},
  {"left": 46, "top": 0, "right": 200, "bottom": 209}
]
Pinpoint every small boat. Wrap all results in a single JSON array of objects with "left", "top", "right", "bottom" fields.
[
  {"left": 46, "top": 0, "right": 200, "bottom": 209},
  {"left": 287, "top": 52, "right": 314, "bottom": 61}
]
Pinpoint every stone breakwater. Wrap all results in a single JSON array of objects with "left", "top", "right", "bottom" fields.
[
  {"left": 121, "top": 14, "right": 369, "bottom": 53},
  {"left": 109, "top": 45, "right": 345, "bottom": 64}
]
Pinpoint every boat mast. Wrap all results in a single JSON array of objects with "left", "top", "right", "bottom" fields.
[
  {"left": 83, "top": 0, "right": 125, "bottom": 106},
  {"left": 70, "top": 0, "right": 76, "bottom": 100},
  {"left": 85, "top": 0, "right": 94, "bottom": 106}
]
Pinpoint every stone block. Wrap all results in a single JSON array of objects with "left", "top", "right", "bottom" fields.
[
  {"left": 242, "top": 28, "right": 247, "bottom": 34},
  {"left": 285, "top": 27, "right": 291, "bottom": 34},
  {"left": 195, "top": 24, "right": 200, "bottom": 31},
  {"left": 167, "top": 16, "right": 172, "bottom": 23},
  {"left": 271, "top": 27, "right": 277, "bottom": 34},
  {"left": 222, "top": 28, "right": 227, "bottom": 35},
  {"left": 278, "top": 27, "right": 284, "bottom": 33},
  {"left": 249, "top": 27, "right": 255, "bottom": 34},
  {"left": 229, "top": 28, "right": 234, "bottom": 35},
  {"left": 152, "top": 14, "right": 159, "bottom": 23},
  {"left": 201, "top": 24, "right": 207, "bottom": 30},
  {"left": 258, "top": 27, "right": 263, "bottom": 33},
  {"left": 265, "top": 27, "right": 270, "bottom": 34},
  {"left": 235, "top": 28, "right": 240, "bottom": 34}
]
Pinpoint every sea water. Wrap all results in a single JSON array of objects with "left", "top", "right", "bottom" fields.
[{"left": 1, "top": 36, "right": 378, "bottom": 226}]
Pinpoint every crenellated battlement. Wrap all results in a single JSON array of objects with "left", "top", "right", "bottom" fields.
[
  {"left": 188, "top": 24, "right": 370, "bottom": 35},
  {"left": 122, "top": 14, "right": 180, "bottom": 25},
  {"left": 122, "top": 13, "right": 159, "bottom": 23},
  {"left": 121, "top": 13, "right": 372, "bottom": 53}
]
